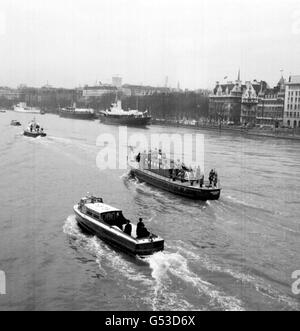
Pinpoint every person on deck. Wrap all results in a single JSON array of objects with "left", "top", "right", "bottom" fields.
[
  {"left": 196, "top": 166, "right": 201, "bottom": 183},
  {"left": 136, "top": 218, "right": 150, "bottom": 238},
  {"left": 140, "top": 226, "right": 150, "bottom": 238},
  {"left": 209, "top": 169, "right": 214, "bottom": 186},
  {"left": 190, "top": 166, "right": 195, "bottom": 185},
  {"left": 136, "top": 218, "right": 145, "bottom": 237},
  {"left": 136, "top": 153, "right": 141, "bottom": 163},
  {"left": 124, "top": 220, "right": 132, "bottom": 236},
  {"left": 185, "top": 170, "right": 190, "bottom": 182},
  {"left": 200, "top": 174, "right": 204, "bottom": 188},
  {"left": 213, "top": 169, "right": 218, "bottom": 187}
]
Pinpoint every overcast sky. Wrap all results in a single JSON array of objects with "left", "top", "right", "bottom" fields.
[{"left": 0, "top": 0, "right": 299, "bottom": 89}]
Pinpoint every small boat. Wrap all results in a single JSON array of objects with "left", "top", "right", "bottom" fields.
[
  {"left": 129, "top": 152, "right": 221, "bottom": 201},
  {"left": 99, "top": 100, "right": 151, "bottom": 126},
  {"left": 74, "top": 195, "right": 164, "bottom": 256},
  {"left": 23, "top": 119, "right": 46, "bottom": 138},
  {"left": 11, "top": 120, "right": 21, "bottom": 126}
]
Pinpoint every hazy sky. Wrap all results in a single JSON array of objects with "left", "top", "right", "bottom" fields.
[{"left": 0, "top": 0, "right": 299, "bottom": 89}]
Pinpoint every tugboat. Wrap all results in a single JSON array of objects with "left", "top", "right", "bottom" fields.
[
  {"left": 74, "top": 195, "right": 164, "bottom": 256},
  {"left": 99, "top": 100, "right": 151, "bottom": 126},
  {"left": 59, "top": 103, "right": 95, "bottom": 120},
  {"left": 10, "top": 120, "right": 21, "bottom": 126},
  {"left": 23, "top": 119, "right": 46, "bottom": 138},
  {"left": 129, "top": 151, "right": 221, "bottom": 201}
]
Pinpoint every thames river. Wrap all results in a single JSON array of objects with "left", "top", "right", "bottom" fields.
[{"left": 0, "top": 111, "right": 299, "bottom": 311}]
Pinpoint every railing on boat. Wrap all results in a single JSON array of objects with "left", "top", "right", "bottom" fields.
[{"left": 137, "top": 167, "right": 220, "bottom": 189}]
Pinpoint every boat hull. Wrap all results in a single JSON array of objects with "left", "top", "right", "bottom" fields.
[
  {"left": 131, "top": 168, "right": 221, "bottom": 200},
  {"left": 14, "top": 107, "right": 41, "bottom": 114},
  {"left": 100, "top": 115, "right": 151, "bottom": 126},
  {"left": 59, "top": 111, "right": 95, "bottom": 120},
  {"left": 24, "top": 130, "right": 47, "bottom": 138},
  {"left": 74, "top": 207, "right": 164, "bottom": 256}
]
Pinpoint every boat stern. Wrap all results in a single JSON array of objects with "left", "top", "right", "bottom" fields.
[{"left": 135, "top": 237, "right": 164, "bottom": 256}]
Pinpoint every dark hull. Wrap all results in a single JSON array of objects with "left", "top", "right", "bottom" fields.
[
  {"left": 131, "top": 168, "right": 221, "bottom": 200},
  {"left": 59, "top": 112, "right": 95, "bottom": 120},
  {"left": 100, "top": 115, "right": 151, "bottom": 126},
  {"left": 24, "top": 130, "right": 47, "bottom": 138},
  {"left": 74, "top": 210, "right": 164, "bottom": 256}
]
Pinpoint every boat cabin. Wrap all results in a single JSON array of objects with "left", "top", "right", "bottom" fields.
[{"left": 79, "top": 196, "right": 129, "bottom": 229}]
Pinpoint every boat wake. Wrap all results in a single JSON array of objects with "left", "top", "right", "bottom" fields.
[
  {"left": 63, "top": 216, "right": 153, "bottom": 295},
  {"left": 168, "top": 241, "right": 300, "bottom": 311},
  {"left": 63, "top": 215, "right": 245, "bottom": 311},
  {"left": 123, "top": 174, "right": 165, "bottom": 200},
  {"left": 222, "top": 195, "right": 300, "bottom": 236},
  {"left": 63, "top": 215, "right": 299, "bottom": 311},
  {"left": 145, "top": 251, "right": 244, "bottom": 311}
]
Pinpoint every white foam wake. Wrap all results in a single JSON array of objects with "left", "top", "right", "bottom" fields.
[
  {"left": 173, "top": 242, "right": 300, "bottom": 311},
  {"left": 146, "top": 251, "right": 244, "bottom": 311}
]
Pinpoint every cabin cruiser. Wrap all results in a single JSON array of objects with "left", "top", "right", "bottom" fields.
[
  {"left": 10, "top": 120, "right": 21, "bottom": 126},
  {"left": 23, "top": 119, "right": 46, "bottom": 138},
  {"left": 74, "top": 195, "right": 164, "bottom": 256},
  {"left": 99, "top": 100, "right": 151, "bottom": 126},
  {"left": 14, "top": 102, "right": 41, "bottom": 114},
  {"left": 129, "top": 151, "right": 221, "bottom": 200}
]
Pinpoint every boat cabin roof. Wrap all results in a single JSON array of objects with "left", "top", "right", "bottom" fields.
[{"left": 85, "top": 202, "right": 121, "bottom": 214}]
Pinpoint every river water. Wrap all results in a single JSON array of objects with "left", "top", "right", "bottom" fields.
[{"left": 0, "top": 111, "right": 299, "bottom": 311}]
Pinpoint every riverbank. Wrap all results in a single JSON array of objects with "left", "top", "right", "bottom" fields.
[{"left": 152, "top": 119, "right": 300, "bottom": 141}]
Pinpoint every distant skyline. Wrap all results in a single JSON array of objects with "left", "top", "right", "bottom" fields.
[{"left": 0, "top": 0, "right": 300, "bottom": 89}]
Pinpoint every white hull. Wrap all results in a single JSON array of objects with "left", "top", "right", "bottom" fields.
[
  {"left": 14, "top": 107, "right": 41, "bottom": 114},
  {"left": 73, "top": 204, "right": 164, "bottom": 255}
]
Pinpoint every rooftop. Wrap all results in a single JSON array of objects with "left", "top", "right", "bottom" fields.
[
  {"left": 288, "top": 75, "right": 300, "bottom": 84},
  {"left": 85, "top": 202, "right": 121, "bottom": 214}
]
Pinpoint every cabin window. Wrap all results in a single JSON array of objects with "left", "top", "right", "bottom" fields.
[
  {"left": 102, "top": 212, "right": 115, "bottom": 224},
  {"left": 85, "top": 208, "right": 99, "bottom": 220}
]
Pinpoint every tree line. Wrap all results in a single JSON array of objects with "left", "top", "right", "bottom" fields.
[{"left": 0, "top": 90, "right": 210, "bottom": 120}]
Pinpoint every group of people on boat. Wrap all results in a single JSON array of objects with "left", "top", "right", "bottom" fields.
[
  {"left": 28, "top": 121, "right": 44, "bottom": 133},
  {"left": 208, "top": 169, "right": 218, "bottom": 188},
  {"left": 124, "top": 218, "right": 151, "bottom": 239},
  {"left": 135, "top": 149, "right": 218, "bottom": 188},
  {"left": 169, "top": 162, "right": 205, "bottom": 186}
]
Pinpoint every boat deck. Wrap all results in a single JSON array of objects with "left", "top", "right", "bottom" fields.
[
  {"left": 130, "top": 163, "right": 220, "bottom": 191},
  {"left": 74, "top": 205, "right": 161, "bottom": 243}
]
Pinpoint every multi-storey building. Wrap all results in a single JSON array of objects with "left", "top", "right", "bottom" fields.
[
  {"left": 0, "top": 87, "right": 21, "bottom": 100},
  {"left": 256, "top": 77, "right": 285, "bottom": 127},
  {"left": 209, "top": 73, "right": 243, "bottom": 124},
  {"left": 209, "top": 71, "right": 265, "bottom": 124},
  {"left": 240, "top": 81, "right": 259, "bottom": 126},
  {"left": 283, "top": 75, "right": 300, "bottom": 128},
  {"left": 82, "top": 84, "right": 118, "bottom": 99}
]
